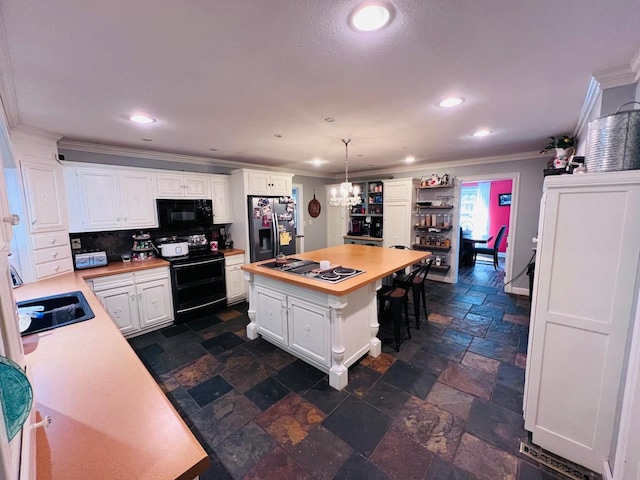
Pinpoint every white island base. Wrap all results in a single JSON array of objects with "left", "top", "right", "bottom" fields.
[{"left": 244, "top": 272, "right": 382, "bottom": 390}]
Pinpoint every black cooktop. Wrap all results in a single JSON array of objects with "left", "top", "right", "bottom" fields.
[{"left": 259, "top": 258, "right": 365, "bottom": 283}]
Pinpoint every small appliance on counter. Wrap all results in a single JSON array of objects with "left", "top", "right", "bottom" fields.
[
  {"left": 131, "top": 232, "right": 156, "bottom": 262},
  {"left": 74, "top": 251, "right": 108, "bottom": 270},
  {"left": 155, "top": 236, "right": 189, "bottom": 258}
]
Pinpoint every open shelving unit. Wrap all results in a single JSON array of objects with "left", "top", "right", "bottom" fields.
[{"left": 413, "top": 182, "right": 455, "bottom": 276}]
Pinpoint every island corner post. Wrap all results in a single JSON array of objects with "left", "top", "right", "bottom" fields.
[{"left": 242, "top": 244, "right": 429, "bottom": 390}]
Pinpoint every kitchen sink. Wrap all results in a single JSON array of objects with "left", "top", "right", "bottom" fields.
[{"left": 17, "top": 291, "right": 95, "bottom": 336}]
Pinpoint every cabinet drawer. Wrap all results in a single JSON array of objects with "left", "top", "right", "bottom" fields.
[
  {"left": 33, "top": 245, "right": 71, "bottom": 264},
  {"left": 134, "top": 266, "right": 170, "bottom": 283},
  {"left": 92, "top": 272, "right": 136, "bottom": 291},
  {"left": 31, "top": 231, "right": 69, "bottom": 250},
  {"left": 35, "top": 258, "right": 73, "bottom": 279},
  {"left": 225, "top": 254, "right": 244, "bottom": 267}
]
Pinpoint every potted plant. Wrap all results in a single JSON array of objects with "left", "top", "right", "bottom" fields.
[{"left": 540, "top": 136, "right": 576, "bottom": 169}]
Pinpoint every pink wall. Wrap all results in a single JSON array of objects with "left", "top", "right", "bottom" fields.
[{"left": 489, "top": 179, "right": 512, "bottom": 252}]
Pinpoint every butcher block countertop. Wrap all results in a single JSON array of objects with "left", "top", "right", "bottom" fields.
[
  {"left": 242, "top": 244, "right": 430, "bottom": 295},
  {"left": 13, "top": 262, "right": 209, "bottom": 480}
]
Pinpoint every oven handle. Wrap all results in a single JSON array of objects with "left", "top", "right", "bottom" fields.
[
  {"left": 177, "top": 298, "right": 225, "bottom": 314},
  {"left": 172, "top": 258, "right": 224, "bottom": 269}
]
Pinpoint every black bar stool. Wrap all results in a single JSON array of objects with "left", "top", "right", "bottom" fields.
[
  {"left": 393, "top": 259, "right": 433, "bottom": 329},
  {"left": 377, "top": 262, "right": 429, "bottom": 351}
]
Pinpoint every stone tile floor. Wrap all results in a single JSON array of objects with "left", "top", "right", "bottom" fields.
[{"left": 129, "top": 264, "right": 597, "bottom": 480}]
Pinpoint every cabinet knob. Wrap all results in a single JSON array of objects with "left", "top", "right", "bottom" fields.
[
  {"left": 52, "top": 252, "right": 58, "bottom": 258},
  {"left": 138, "top": 292, "right": 143, "bottom": 300},
  {"left": 31, "top": 219, "right": 37, "bottom": 225},
  {"left": 124, "top": 217, "right": 128, "bottom": 221},
  {"left": 50, "top": 238, "right": 56, "bottom": 244},
  {"left": 130, "top": 294, "right": 136, "bottom": 301},
  {"left": 2, "top": 214, "right": 20, "bottom": 226},
  {"left": 54, "top": 265, "right": 60, "bottom": 271},
  {"left": 116, "top": 217, "right": 122, "bottom": 221}
]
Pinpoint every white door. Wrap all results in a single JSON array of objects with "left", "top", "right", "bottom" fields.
[
  {"left": 136, "top": 278, "right": 173, "bottom": 329},
  {"left": 21, "top": 160, "right": 67, "bottom": 233},
  {"left": 96, "top": 285, "right": 139, "bottom": 335},
  {"left": 183, "top": 176, "right": 210, "bottom": 198},
  {"left": 76, "top": 169, "right": 121, "bottom": 230},
  {"left": 211, "top": 176, "right": 232, "bottom": 223},
  {"left": 255, "top": 286, "right": 288, "bottom": 346},
  {"left": 288, "top": 296, "right": 330, "bottom": 367},
  {"left": 120, "top": 171, "right": 157, "bottom": 228},
  {"left": 524, "top": 175, "right": 640, "bottom": 472},
  {"left": 383, "top": 202, "right": 411, "bottom": 248},
  {"left": 326, "top": 184, "right": 346, "bottom": 247}
]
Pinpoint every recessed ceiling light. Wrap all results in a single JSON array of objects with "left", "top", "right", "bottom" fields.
[
  {"left": 439, "top": 97, "right": 464, "bottom": 108},
  {"left": 129, "top": 114, "right": 156, "bottom": 124},
  {"left": 274, "top": 134, "right": 283, "bottom": 138},
  {"left": 405, "top": 156, "right": 416, "bottom": 163},
  {"left": 312, "top": 159, "right": 323, "bottom": 167},
  {"left": 351, "top": 4, "right": 391, "bottom": 32},
  {"left": 473, "top": 129, "right": 491, "bottom": 137},
  {"left": 324, "top": 117, "right": 335, "bottom": 123}
]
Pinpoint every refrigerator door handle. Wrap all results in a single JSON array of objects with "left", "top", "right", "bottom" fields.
[{"left": 272, "top": 212, "right": 279, "bottom": 257}]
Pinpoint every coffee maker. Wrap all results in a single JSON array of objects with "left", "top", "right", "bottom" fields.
[{"left": 350, "top": 218, "right": 363, "bottom": 236}]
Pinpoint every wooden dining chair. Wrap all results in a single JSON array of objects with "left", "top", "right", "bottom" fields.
[{"left": 472, "top": 225, "right": 507, "bottom": 269}]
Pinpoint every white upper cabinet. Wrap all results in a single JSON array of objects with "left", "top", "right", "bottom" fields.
[
  {"left": 74, "top": 168, "right": 121, "bottom": 231},
  {"left": 156, "top": 173, "right": 210, "bottom": 198},
  {"left": 66, "top": 166, "right": 158, "bottom": 232},
  {"left": 21, "top": 159, "right": 68, "bottom": 233},
  {"left": 119, "top": 171, "right": 156, "bottom": 228},
  {"left": 211, "top": 175, "right": 232, "bottom": 223},
  {"left": 247, "top": 171, "right": 292, "bottom": 196}
]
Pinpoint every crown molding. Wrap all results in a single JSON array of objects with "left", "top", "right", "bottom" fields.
[
  {"left": 59, "top": 140, "right": 341, "bottom": 178},
  {"left": 339, "top": 150, "right": 543, "bottom": 181},
  {"left": 594, "top": 46, "right": 640, "bottom": 89},
  {"left": 11, "top": 124, "right": 62, "bottom": 143},
  {"left": 574, "top": 76, "right": 602, "bottom": 141}
]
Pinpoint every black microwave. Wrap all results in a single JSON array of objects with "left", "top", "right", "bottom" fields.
[{"left": 156, "top": 199, "right": 213, "bottom": 230}]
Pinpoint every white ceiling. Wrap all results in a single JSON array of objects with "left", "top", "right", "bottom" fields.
[{"left": 1, "top": 1, "right": 639, "bottom": 175}]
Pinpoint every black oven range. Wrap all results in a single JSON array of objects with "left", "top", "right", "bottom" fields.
[{"left": 158, "top": 233, "right": 226, "bottom": 323}]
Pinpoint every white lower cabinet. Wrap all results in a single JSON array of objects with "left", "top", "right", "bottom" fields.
[
  {"left": 255, "top": 285, "right": 288, "bottom": 347},
  {"left": 225, "top": 254, "right": 245, "bottom": 305},
  {"left": 288, "top": 296, "right": 330, "bottom": 367},
  {"left": 254, "top": 285, "right": 330, "bottom": 367},
  {"left": 91, "top": 267, "right": 173, "bottom": 337}
]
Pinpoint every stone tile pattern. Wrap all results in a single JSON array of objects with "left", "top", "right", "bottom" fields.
[{"left": 129, "top": 267, "right": 594, "bottom": 480}]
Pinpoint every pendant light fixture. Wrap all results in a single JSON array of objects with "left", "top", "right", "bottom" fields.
[{"left": 329, "top": 139, "right": 362, "bottom": 208}]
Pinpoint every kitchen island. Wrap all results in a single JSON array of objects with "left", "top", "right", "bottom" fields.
[{"left": 241, "top": 244, "right": 429, "bottom": 389}]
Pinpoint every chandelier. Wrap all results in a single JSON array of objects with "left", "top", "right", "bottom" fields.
[{"left": 329, "top": 138, "right": 362, "bottom": 207}]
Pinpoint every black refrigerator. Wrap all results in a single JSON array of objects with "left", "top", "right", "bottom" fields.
[{"left": 247, "top": 196, "right": 296, "bottom": 262}]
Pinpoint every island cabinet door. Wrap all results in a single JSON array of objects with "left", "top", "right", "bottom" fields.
[
  {"left": 255, "top": 285, "right": 288, "bottom": 347},
  {"left": 287, "top": 297, "right": 330, "bottom": 367}
]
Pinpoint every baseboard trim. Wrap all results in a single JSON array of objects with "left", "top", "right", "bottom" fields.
[{"left": 510, "top": 286, "right": 529, "bottom": 296}]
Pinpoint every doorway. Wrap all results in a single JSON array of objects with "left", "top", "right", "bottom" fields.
[{"left": 457, "top": 173, "right": 520, "bottom": 294}]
